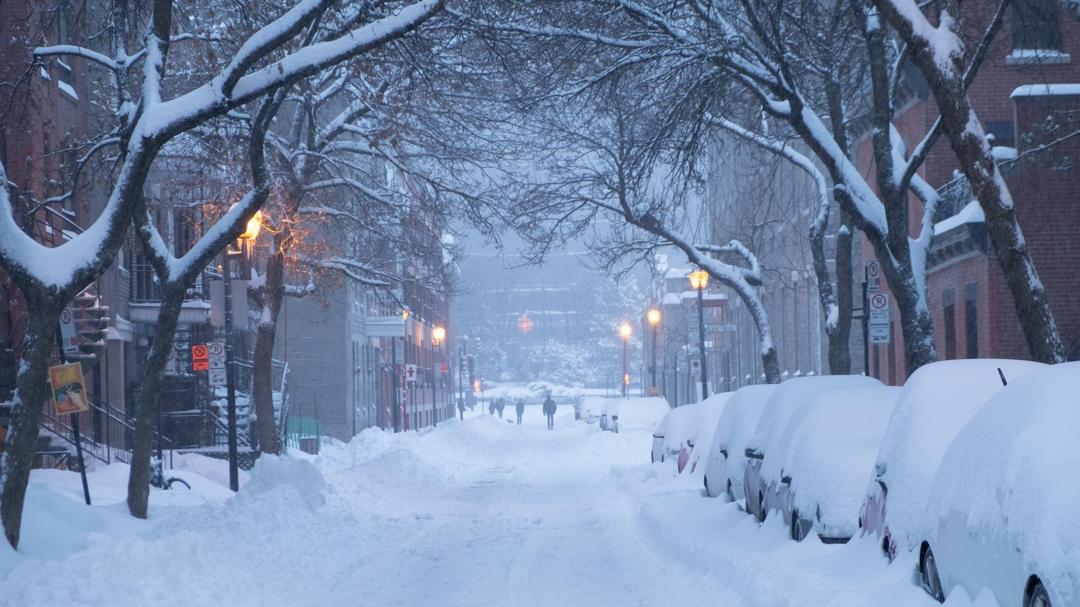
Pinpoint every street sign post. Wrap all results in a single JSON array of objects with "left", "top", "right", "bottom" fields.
[
  {"left": 191, "top": 344, "right": 210, "bottom": 372},
  {"left": 868, "top": 293, "right": 891, "bottom": 344},
  {"left": 866, "top": 260, "right": 881, "bottom": 293},
  {"left": 405, "top": 363, "right": 419, "bottom": 383},
  {"left": 58, "top": 307, "right": 80, "bottom": 356}
]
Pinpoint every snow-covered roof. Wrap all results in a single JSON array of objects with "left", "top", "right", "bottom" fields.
[
  {"left": 1010, "top": 83, "right": 1080, "bottom": 98},
  {"left": 933, "top": 200, "right": 984, "bottom": 236},
  {"left": 660, "top": 293, "right": 681, "bottom": 306}
]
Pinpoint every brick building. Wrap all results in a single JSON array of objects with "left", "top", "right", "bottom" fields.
[{"left": 860, "top": 0, "right": 1080, "bottom": 383}]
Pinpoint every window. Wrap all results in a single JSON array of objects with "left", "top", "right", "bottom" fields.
[
  {"left": 985, "top": 121, "right": 1016, "bottom": 148},
  {"left": 964, "top": 283, "right": 979, "bottom": 358},
  {"left": 943, "top": 288, "right": 957, "bottom": 360},
  {"left": 1013, "top": 0, "right": 1061, "bottom": 50}
]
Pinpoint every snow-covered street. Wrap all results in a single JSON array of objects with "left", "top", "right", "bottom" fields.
[{"left": 0, "top": 406, "right": 971, "bottom": 607}]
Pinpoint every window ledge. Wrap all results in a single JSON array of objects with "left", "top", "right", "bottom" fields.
[{"left": 1007, "top": 49, "right": 1072, "bottom": 65}]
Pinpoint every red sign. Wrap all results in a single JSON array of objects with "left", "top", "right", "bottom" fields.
[{"left": 192, "top": 344, "right": 209, "bottom": 372}]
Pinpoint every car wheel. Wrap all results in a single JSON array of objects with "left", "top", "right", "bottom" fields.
[
  {"left": 725, "top": 479, "right": 733, "bottom": 502},
  {"left": 920, "top": 545, "right": 945, "bottom": 603},
  {"left": 651, "top": 452, "right": 655, "bottom": 464},
  {"left": 704, "top": 476, "right": 711, "bottom": 496},
  {"left": 756, "top": 491, "right": 767, "bottom": 523},
  {"left": 1027, "top": 579, "right": 1051, "bottom": 607}
]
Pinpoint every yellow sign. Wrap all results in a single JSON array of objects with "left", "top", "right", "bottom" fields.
[{"left": 49, "top": 362, "right": 90, "bottom": 416}]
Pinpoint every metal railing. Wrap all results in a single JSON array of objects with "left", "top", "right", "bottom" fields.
[{"left": 39, "top": 395, "right": 173, "bottom": 468}]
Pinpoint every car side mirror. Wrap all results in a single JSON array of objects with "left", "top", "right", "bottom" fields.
[
  {"left": 874, "top": 462, "right": 887, "bottom": 479},
  {"left": 719, "top": 449, "right": 728, "bottom": 458}
]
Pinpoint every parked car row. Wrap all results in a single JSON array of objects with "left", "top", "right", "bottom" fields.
[{"left": 651, "top": 359, "right": 1080, "bottom": 607}]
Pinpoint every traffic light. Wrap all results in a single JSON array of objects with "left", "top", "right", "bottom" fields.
[{"left": 72, "top": 294, "right": 109, "bottom": 355}]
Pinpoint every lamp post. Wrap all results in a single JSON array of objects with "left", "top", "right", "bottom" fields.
[
  {"left": 689, "top": 269, "right": 710, "bottom": 402},
  {"left": 619, "top": 321, "right": 632, "bottom": 398},
  {"left": 432, "top": 325, "right": 445, "bottom": 425},
  {"left": 646, "top": 308, "right": 661, "bottom": 396},
  {"left": 222, "top": 211, "right": 261, "bottom": 492}
]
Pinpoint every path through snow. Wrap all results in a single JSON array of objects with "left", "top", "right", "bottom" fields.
[{"left": 1, "top": 408, "right": 981, "bottom": 606}]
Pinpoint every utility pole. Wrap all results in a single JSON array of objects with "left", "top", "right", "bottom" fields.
[{"left": 696, "top": 288, "right": 708, "bottom": 401}]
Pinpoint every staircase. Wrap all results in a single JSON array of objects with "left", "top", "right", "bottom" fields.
[{"left": 36, "top": 395, "right": 173, "bottom": 469}]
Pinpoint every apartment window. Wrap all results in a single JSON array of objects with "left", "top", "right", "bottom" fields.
[
  {"left": 985, "top": 121, "right": 1016, "bottom": 148},
  {"left": 1013, "top": 0, "right": 1061, "bottom": 50},
  {"left": 964, "top": 283, "right": 979, "bottom": 359},
  {"left": 943, "top": 288, "right": 957, "bottom": 360}
]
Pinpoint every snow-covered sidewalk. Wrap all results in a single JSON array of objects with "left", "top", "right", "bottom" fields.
[{"left": 1, "top": 411, "right": 986, "bottom": 606}]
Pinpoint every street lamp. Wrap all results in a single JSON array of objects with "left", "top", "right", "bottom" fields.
[
  {"left": 223, "top": 211, "right": 262, "bottom": 492},
  {"left": 646, "top": 308, "right": 661, "bottom": 397},
  {"left": 432, "top": 325, "right": 445, "bottom": 425},
  {"left": 619, "top": 321, "right": 632, "bottom": 398},
  {"left": 689, "top": 269, "right": 710, "bottom": 402}
]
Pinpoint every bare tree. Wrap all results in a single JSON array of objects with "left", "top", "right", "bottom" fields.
[
  {"left": 873, "top": 0, "right": 1066, "bottom": 363},
  {"left": 0, "top": 0, "right": 445, "bottom": 549}
]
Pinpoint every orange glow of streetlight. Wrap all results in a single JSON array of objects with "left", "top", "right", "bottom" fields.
[
  {"left": 619, "top": 321, "right": 633, "bottom": 341},
  {"left": 432, "top": 325, "right": 446, "bottom": 345},
  {"left": 689, "top": 269, "right": 710, "bottom": 290},
  {"left": 240, "top": 210, "right": 263, "bottom": 241},
  {"left": 646, "top": 308, "right": 661, "bottom": 326}
]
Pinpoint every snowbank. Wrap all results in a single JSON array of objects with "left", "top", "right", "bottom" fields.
[
  {"left": 705, "top": 384, "right": 777, "bottom": 499},
  {"left": 873, "top": 359, "right": 1045, "bottom": 552},
  {"left": 781, "top": 385, "right": 901, "bottom": 537},
  {"left": 242, "top": 454, "right": 326, "bottom": 510},
  {"left": 929, "top": 362, "right": 1080, "bottom": 603}
]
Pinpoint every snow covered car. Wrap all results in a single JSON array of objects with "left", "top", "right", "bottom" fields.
[
  {"left": 684, "top": 392, "right": 732, "bottom": 477},
  {"left": 743, "top": 375, "right": 882, "bottom": 522},
  {"left": 702, "top": 385, "right": 776, "bottom": 500},
  {"left": 776, "top": 385, "right": 900, "bottom": 543},
  {"left": 650, "top": 403, "right": 700, "bottom": 468},
  {"left": 577, "top": 396, "right": 606, "bottom": 424},
  {"left": 860, "top": 359, "right": 1046, "bottom": 560},
  {"left": 599, "top": 399, "right": 619, "bottom": 433},
  {"left": 917, "top": 362, "right": 1080, "bottom": 607}
]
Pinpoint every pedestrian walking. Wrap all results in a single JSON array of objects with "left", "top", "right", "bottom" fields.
[
  {"left": 457, "top": 398, "right": 465, "bottom": 421},
  {"left": 515, "top": 398, "right": 525, "bottom": 425},
  {"left": 488, "top": 400, "right": 496, "bottom": 415},
  {"left": 496, "top": 398, "right": 505, "bottom": 419},
  {"left": 542, "top": 393, "right": 556, "bottom": 430}
]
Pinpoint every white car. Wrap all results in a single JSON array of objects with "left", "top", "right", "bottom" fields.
[
  {"left": 702, "top": 385, "right": 776, "bottom": 500},
  {"left": 745, "top": 375, "right": 882, "bottom": 522},
  {"left": 861, "top": 359, "right": 1046, "bottom": 560},
  {"left": 650, "top": 403, "right": 701, "bottom": 468},
  {"left": 684, "top": 392, "right": 732, "bottom": 477},
  {"left": 577, "top": 396, "right": 606, "bottom": 424},
  {"left": 778, "top": 385, "right": 901, "bottom": 543},
  {"left": 918, "top": 362, "right": 1080, "bottom": 607}
]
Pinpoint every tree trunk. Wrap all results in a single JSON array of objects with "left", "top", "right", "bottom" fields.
[
  {"left": 830, "top": 217, "right": 855, "bottom": 374},
  {"left": 127, "top": 286, "right": 185, "bottom": 519},
  {"left": 0, "top": 299, "right": 62, "bottom": 549},
  {"left": 252, "top": 249, "right": 285, "bottom": 455}
]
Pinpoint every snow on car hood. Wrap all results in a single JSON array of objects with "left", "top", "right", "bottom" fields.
[
  {"left": 755, "top": 375, "right": 882, "bottom": 482},
  {"left": 659, "top": 403, "right": 703, "bottom": 451},
  {"left": 613, "top": 397, "right": 671, "bottom": 432},
  {"left": 781, "top": 386, "right": 900, "bottom": 532},
  {"left": 929, "top": 362, "right": 1080, "bottom": 599},
  {"left": 685, "top": 392, "right": 733, "bottom": 474},
  {"left": 874, "top": 358, "right": 1045, "bottom": 550}
]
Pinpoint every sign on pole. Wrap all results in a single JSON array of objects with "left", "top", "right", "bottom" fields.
[
  {"left": 191, "top": 344, "right": 210, "bottom": 372},
  {"left": 866, "top": 261, "right": 881, "bottom": 293},
  {"left": 689, "top": 358, "right": 702, "bottom": 375},
  {"left": 207, "top": 342, "right": 227, "bottom": 386},
  {"left": 405, "top": 363, "right": 419, "bottom": 383},
  {"left": 868, "top": 293, "right": 891, "bottom": 344},
  {"left": 58, "top": 307, "right": 80, "bottom": 356},
  {"left": 49, "top": 362, "right": 90, "bottom": 416}
]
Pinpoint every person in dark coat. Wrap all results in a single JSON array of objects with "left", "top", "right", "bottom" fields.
[
  {"left": 542, "top": 394, "right": 557, "bottom": 430},
  {"left": 496, "top": 398, "right": 505, "bottom": 419},
  {"left": 515, "top": 399, "right": 525, "bottom": 425}
]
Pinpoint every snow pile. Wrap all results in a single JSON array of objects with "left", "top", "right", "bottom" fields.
[
  {"left": 781, "top": 385, "right": 901, "bottom": 537},
  {"left": 705, "top": 384, "right": 777, "bottom": 498},
  {"left": 874, "top": 359, "right": 1045, "bottom": 552},
  {"left": 242, "top": 454, "right": 326, "bottom": 510},
  {"left": 685, "top": 392, "right": 732, "bottom": 474},
  {"left": 614, "top": 396, "right": 670, "bottom": 432},
  {"left": 929, "top": 362, "right": 1080, "bottom": 601},
  {"left": 655, "top": 403, "right": 701, "bottom": 450}
]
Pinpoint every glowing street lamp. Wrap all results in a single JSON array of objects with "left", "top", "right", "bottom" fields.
[
  {"left": 432, "top": 325, "right": 446, "bottom": 345},
  {"left": 619, "top": 321, "right": 632, "bottom": 398},
  {"left": 646, "top": 308, "right": 661, "bottom": 396},
  {"left": 689, "top": 269, "right": 710, "bottom": 401}
]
